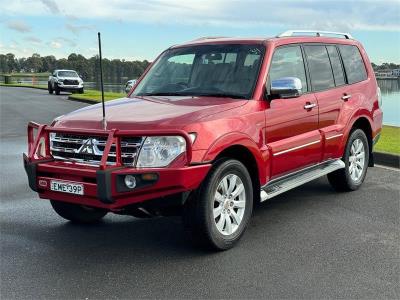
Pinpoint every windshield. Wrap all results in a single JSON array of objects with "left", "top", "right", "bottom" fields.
[
  {"left": 132, "top": 44, "right": 265, "bottom": 99},
  {"left": 58, "top": 71, "right": 78, "bottom": 77}
]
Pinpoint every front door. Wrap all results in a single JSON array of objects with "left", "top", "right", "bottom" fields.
[{"left": 265, "top": 45, "right": 321, "bottom": 178}]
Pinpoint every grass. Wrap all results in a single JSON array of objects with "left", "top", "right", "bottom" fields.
[
  {"left": 0, "top": 82, "right": 125, "bottom": 101},
  {"left": 68, "top": 90, "right": 126, "bottom": 102},
  {"left": 0, "top": 83, "right": 47, "bottom": 90},
  {"left": 375, "top": 125, "right": 400, "bottom": 155},
  {"left": 0, "top": 72, "right": 50, "bottom": 77}
]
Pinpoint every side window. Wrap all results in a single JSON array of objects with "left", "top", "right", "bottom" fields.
[
  {"left": 304, "top": 45, "right": 335, "bottom": 91},
  {"left": 326, "top": 45, "right": 345, "bottom": 86},
  {"left": 269, "top": 46, "right": 308, "bottom": 92},
  {"left": 338, "top": 45, "right": 367, "bottom": 84}
]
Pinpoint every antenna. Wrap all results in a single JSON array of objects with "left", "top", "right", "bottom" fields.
[{"left": 97, "top": 32, "right": 106, "bottom": 130}]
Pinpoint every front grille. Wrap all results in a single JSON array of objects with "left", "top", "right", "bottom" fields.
[
  {"left": 63, "top": 79, "right": 79, "bottom": 85},
  {"left": 50, "top": 133, "right": 143, "bottom": 166}
]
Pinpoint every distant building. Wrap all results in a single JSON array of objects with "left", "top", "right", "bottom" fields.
[
  {"left": 392, "top": 69, "right": 400, "bottom": 77},
  {"left": 375, "top": 70, "right": 393, "bottom": 77}
]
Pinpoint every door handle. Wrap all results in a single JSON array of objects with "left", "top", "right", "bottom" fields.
[
  {"left": 341, "top": 94, "right": 352, "bottom": 101},
  {"left": 304, "top": 103, "right": 317, "bottom": 110}
]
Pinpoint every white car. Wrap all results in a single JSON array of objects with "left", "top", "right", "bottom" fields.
[
  {"left": 48, "top": 69, "right": 84, "bottom": 95},
  {"left": 125, "top": 79, "right": 137, "bottom": 93}
]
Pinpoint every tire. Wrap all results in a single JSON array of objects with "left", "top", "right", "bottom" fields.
[
  {"left": 55, "top": 86, "right": 60, "bottom": 95},
  {"left": 48, "top": 83, "right": 53, "bottom": 94},
  {"left": 183, "top": 159, "right": 253, "bottom": 250},
  {"left": 328, "top": 129, "right": 369, "bottom": 192},
  {"left": 50, "top": 200, "right": 107, "bottom": 224},
  {"left": 78, "top": 88, "right": 84, "bottom": 94}
]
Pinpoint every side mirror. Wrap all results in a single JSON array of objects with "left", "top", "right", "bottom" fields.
[{"left": 270, "top": 77, "right": 302, "bottom": 99}]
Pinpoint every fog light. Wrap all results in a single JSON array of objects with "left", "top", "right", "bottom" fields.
[{"left": 124, "top": 175, "right": 136, "bottom": 189}]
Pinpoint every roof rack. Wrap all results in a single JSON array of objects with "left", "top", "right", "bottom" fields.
[
  {"left": 191, "top": 36, "right": 228, "bottom": 41},
  {"left": 277, "top": 30, "right": 353, "bottom": 39}
]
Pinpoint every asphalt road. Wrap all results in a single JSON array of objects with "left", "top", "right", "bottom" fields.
[{"left": 1, "top": 86, "right": 399, "bottom": 299}]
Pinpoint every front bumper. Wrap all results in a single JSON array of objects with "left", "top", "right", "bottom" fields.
[
  {"left": 24, "top": 155, "right": 211, "bottom": 211},
  {"left": 23, "top": 122, "right": 210, "bottom": 211},
  {"left": 57, "top": 83, "right": 83, "bottom": 91}
]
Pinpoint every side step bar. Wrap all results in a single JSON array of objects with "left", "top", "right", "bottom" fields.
[{"left": 260, "top": 159, "right": 345, "bottom": 202}]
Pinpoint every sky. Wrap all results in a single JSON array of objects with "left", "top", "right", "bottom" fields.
[{"left": 0, "top": 0, "right": 400, "bottom": 64}]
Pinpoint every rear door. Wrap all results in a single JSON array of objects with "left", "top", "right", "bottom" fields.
[
  {"left": 303, "top": 44, "right": 349, "bottom": 160},
  {"left": 265, "top": 45, "right": 321, "bottom": 178}
]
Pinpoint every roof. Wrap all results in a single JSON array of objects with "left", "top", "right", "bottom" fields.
[{"left": 172, "top": 32, "right": 359, "bottom": 49}]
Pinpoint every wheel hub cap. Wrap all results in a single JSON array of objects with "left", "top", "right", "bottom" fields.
[
  {"left": 213, "top": 174, "right": 246, "bottom": 236},
  {"left": 349, "top": 138, "right": 365, "bottom": 182}
]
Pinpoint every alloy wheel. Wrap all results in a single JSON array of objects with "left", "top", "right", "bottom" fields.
[
  {"left": 349, "top": 138, "right": 366, "bottom": 181},
  {"left": 213, "top": 174, "right": 246, "bottom": 235}
]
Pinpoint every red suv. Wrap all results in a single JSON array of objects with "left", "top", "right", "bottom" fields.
[{"left": 24, "top": 30, "right": 382, "bottom": 250}]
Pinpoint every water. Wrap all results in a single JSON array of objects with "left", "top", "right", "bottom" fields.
[
  {"left": 7, "top": 77, "right": 400, "bottom": 126},
  {"left": 377, "top": 79, "right": 400, "bottom": 126}
]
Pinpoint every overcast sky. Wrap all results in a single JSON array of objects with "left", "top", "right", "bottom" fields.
[{"left": 1, "top": 0, "right": 399, "bottom": 63}]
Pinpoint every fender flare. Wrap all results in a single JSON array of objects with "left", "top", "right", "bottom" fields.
[
  {"left": 202, "top": 132, "right": 269, "bottom": 185},
  {"left": 338, "top": 108, "right": 374, "bottom": 156}
]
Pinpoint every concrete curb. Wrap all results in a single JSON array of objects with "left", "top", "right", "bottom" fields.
[{"left": 374, "top": 152, "right": 400, "bottom": 169}]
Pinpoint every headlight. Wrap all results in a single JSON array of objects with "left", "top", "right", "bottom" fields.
[{"left": 136, "top": 136, "right": 186, "bottom": 168}]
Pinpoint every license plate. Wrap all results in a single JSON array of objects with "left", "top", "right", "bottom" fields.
[{"left": 50, "top": 180, "right": 84, "bottom": 195}]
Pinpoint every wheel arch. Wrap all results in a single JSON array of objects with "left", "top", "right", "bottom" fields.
[
  {"left": 202, "top": 134, "right": 268, "bottom": 204},
  {"left": 346, "top": 115, "right": 374, "bottom": 166}
]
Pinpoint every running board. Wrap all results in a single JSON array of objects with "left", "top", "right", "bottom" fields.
[{"left": 260, "top": 159, "right": 345, "bottom": 202}]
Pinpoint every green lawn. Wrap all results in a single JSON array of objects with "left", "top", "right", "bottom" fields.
[
  {"left": 68, "top": 90, "right": 126, "bottom": 102},
  {"left": 0, "top": 72, "right": 50, "bottom": 77},
  {"left": 0, "top": 83, "right": 47, "bottom": 89},
  {"left": 375, "top": 125, "right": 400, "bottom": 155},
  {"left": 0, "top": 83, "right": 125, "bottom": 101}
]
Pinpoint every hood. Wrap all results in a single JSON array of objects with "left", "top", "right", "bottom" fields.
[{"left": 55, "top": 96, "right": 247, "bottom": 130}]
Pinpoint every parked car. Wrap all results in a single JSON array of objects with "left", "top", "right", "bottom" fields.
[
  {"left": 48, "top": 69, "right": 84, "bottom": 95},
  {"left": 125, "top": 79, "right": 137, "bottom": 93},
  {"left": 24, "top": 30, "right": 382, "bottom": 250}
]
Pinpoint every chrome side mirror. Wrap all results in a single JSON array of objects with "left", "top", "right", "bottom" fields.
[{"left": 270, "top": 77, "right": 302, "bottom": 99}]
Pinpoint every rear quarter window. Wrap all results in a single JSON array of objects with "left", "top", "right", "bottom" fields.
[
  {"left": 304, "top": 45, "right": 335, "bottom": 91},
  {"left": 326, "top": 46, "right": 345, "bottom": 86},
  {"left": 338, "top": 45, "right": 368, "bottom": 84}
]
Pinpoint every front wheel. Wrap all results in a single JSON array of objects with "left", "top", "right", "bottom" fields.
[
  {"left": 328, "top": 129, "right": 369, "bottom": 191},
  {"left": 183, "top": 159, "right": 253, "bottom": 250},
  {"left": 48, "top": 83, "right": 53, "bottom": 94},
  {"left": 78, "top": 88, "right": 84, "bottom": 94},
  {"left": 50, "top": 200, "right": 107, "bottom": 224}
]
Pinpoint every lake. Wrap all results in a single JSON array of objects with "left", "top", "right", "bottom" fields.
[
  {"left": 10, "top": 77, "right": 400, "bottom": 126},
  {"left": 377, "top": 79, "right": 400, "bottom": 126}
]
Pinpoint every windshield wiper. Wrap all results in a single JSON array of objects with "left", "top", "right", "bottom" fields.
[
  {"left": 194, "top": 93, "right": 245, "bottom": 99},
  {"left": 136, "top": 92, "right": 246, "bottom": 99},
  {"left": 137, "top": 92, "right": 187, "bottom": 96}
]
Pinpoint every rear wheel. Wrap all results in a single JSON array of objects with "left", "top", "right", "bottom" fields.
[
  {"left": 328, "top": 129, "right": 369, "bottom": 191},
  {"left": 50, "top": 200, "right": 107, "bottom": 224},
  {"left": 183, "top": 159, "right": 253, "bottom": 250}
]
